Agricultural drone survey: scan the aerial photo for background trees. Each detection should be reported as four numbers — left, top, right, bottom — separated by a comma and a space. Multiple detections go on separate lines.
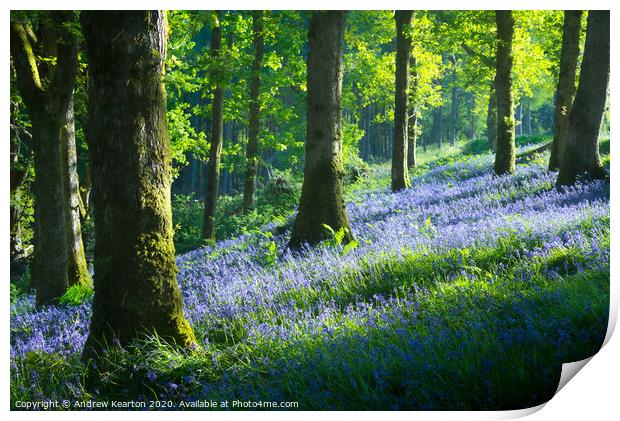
10, 11, 88, 305
81, 11, 195, 357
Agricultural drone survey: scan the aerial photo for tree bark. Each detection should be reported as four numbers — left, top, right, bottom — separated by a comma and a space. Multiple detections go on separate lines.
549, 11, 582, 171
10, 12, 79, 305
494, 11, 516, 175
81, 11, 196, 359
557, 11, 609, 186
391, 10, 413, 191
243, 11, 264, 211
288, 11, 353, 249
202, 12, 225, 241
61, 96, 91, 287
449, 87, 459, 146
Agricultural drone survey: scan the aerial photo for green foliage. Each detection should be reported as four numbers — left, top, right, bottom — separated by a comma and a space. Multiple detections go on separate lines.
58, 284, 93, 306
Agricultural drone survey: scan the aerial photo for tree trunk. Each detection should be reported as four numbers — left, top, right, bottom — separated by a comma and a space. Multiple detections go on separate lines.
449, 87, 459, 146
494, 11, 516, 175
61, 96, 91, 287
391, 10, 413, 191
515, 102, 522, 136
288, 11, 353, 249
525, 98, 532, 135
434, 105, 443, 148
81, 11, 196, 359
468, 92, 476, 139
202, 12, 225, 241
10, 13, 78, 305
486, 78, 497, 151
408, 111, 418, 168
557, 11, 609, 186
243, 11, 264, 211
549, 11, 582, 171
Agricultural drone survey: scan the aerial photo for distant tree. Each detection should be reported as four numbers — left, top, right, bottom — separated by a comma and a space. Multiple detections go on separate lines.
288, 11, 354, 249
203, 11, 225, 241
10, 12, 85, 305
81, 11, 195, 359
392, 10, 414, 191
243, 11, 265, 211
557, 11, 609, 186
493, 10, 515, 175
549, 11, 582, 171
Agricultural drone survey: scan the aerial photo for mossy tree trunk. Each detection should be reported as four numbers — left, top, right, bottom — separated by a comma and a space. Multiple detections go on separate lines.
549, 11, 582, 171
81, 11, 196, 359
493, 11, 515, 175
203, 12, 225, 241
391, 10, 414, 192
10, 12, 78, 305
557, 11, 609, 186
288, 11, 353, 249
61, 97, 91, 287
243, 11, 265, 212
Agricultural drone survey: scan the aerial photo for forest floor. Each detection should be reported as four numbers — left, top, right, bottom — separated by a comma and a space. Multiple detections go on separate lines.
10, 135, 610, 410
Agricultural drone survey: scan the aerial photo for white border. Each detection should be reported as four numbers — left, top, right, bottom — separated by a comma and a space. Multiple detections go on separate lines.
2, 1, 617, 420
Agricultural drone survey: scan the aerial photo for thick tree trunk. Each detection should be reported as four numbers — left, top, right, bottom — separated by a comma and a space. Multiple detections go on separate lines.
557, 11, 609, 186
288, 11, 353, 249
61, 97, 91, 287
10, 13, 78, 305
486, 79, 497, 151
391, 10, 413, 191
243, 11, 264, 211
81, 11, 196, 359
494, 11, 516, 175
202, 12, 225, 241
31, 117, 70, 304
449, 87, 459, 146
549, 11, 582, 171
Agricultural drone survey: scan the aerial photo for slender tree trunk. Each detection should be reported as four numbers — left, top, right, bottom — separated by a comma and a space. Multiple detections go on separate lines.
434, 105, 444, 148
10, 13, 78, 305
408, 110, 418, 168
61, 96, 91, 287
449, 87, 459, 146
468, 92, 476, 139
486, 78, 498, 151
515, 102, 522, 136
557, 11, 609, 186
494, 11, 516, 175
525, 98, 532, 135
202, 12, 225, 240
81, 11, 196, 359
243, 11, 264, 211
549, 11, 582, 171
288, 11, 353, 249
391, 10, 413, 191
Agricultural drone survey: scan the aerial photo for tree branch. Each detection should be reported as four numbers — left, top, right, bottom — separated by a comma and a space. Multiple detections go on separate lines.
10, 20, 44, 112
